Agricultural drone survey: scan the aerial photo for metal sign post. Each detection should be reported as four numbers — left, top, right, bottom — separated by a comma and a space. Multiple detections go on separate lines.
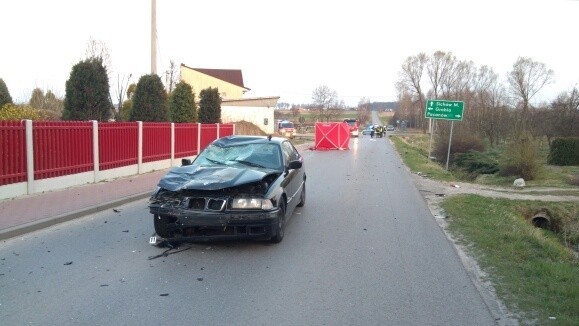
445, 121, 454, 170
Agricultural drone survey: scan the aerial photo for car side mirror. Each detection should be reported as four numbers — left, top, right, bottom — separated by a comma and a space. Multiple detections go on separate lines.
181, 158, 192, 166
287, 160, 302, 170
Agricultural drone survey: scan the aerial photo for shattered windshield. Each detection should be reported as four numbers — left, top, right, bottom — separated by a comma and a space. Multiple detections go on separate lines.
195, 143, 283, 170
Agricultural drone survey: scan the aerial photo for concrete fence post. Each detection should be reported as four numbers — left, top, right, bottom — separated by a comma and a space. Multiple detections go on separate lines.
197, 123, 201, 155
170, 123, 175, 167
138, 121, 143, 174
25, 120, 34, 195
92, 120, 100, 182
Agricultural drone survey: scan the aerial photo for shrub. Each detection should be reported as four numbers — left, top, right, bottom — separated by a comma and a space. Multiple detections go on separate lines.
499, 137, 542, 180
130, 74, 168, 122
433, 134, 485, 163
63, 58, 113, 121
169, 81, 197, 123
454, 151, 500, 177
548, 138, 579, 166
198, 87, 221, 123
0, 104, 40, 120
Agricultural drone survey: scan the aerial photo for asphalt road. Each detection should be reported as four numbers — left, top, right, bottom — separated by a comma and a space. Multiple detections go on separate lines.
0, 134, 501, 325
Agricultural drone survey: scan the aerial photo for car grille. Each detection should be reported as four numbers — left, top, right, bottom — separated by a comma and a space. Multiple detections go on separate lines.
187, 197, 227, 211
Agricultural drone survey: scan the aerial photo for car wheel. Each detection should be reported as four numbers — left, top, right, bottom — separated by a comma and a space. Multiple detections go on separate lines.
270, 200, 286, 243
297, 183, 306, 207
154, 214, 173, 239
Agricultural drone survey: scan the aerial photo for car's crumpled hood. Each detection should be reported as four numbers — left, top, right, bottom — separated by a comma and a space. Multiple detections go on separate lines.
158, 165, 280, 191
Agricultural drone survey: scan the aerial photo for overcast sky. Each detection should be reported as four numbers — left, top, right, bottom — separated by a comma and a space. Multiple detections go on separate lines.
1, 0, 577, 107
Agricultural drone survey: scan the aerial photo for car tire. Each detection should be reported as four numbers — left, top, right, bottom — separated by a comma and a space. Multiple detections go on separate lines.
154, 214, 173, 239
270, 200, 286, 243
297, 183, 306, 207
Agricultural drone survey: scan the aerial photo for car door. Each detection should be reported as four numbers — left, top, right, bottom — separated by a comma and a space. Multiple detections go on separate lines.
280, 140, 304, 211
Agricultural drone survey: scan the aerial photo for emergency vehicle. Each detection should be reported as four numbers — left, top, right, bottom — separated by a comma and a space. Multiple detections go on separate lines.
343, 118, 359, 137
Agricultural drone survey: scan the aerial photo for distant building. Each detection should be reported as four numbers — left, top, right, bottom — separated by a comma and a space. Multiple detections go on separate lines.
180, 64, 250, 99
180, 63, 278, 134
221, 97, 279, 134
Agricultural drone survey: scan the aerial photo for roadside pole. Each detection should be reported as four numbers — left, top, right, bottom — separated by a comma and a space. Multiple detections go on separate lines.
445, 121, 454, 170
428, 119, 434, 161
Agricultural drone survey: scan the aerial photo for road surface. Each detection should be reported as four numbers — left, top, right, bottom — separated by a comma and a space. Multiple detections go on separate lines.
0, 128, 503, 325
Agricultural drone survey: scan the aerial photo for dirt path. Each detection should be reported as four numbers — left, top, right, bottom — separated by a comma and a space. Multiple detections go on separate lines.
412, 173, 579, 215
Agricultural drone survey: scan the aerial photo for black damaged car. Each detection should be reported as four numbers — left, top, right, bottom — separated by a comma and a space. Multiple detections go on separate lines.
149, 135, 306, 243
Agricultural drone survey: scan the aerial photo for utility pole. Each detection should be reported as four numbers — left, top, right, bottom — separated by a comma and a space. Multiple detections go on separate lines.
151, 0, 157, 74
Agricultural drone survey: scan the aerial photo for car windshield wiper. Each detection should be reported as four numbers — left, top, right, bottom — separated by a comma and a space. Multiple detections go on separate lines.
231, 160, 267, 168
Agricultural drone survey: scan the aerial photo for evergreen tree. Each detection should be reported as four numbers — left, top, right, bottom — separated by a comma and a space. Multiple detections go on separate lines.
198, 87, 221, 123
129, 74, 169, 122
62, 58, 113, 121
0, 78, 13, 107
169, 81, 197, 122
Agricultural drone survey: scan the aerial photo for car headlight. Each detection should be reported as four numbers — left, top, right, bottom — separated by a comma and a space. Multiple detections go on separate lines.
231, 197, 273, 210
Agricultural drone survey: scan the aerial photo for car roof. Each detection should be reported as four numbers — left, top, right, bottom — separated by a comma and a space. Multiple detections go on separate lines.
211, 135, 285, 147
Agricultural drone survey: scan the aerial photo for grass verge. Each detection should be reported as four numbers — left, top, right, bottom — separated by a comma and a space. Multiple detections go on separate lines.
390, 134, 455, 181
391, 133, 579, 323
442, 195, 579, 325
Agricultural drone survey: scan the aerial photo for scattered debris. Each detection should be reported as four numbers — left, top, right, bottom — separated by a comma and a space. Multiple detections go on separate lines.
450, 184, 460, 188
113, 208, 121, 213
64, 261, 73, 265
148, 242, 192, 260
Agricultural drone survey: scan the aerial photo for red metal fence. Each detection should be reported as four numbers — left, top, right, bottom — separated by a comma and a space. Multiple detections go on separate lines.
99, 122, 138, 170
33, 121, 94, 180
0, 121, 26, 186
174, 123, 199, 158
0, 121, 234, 187
142, 122, 171, 163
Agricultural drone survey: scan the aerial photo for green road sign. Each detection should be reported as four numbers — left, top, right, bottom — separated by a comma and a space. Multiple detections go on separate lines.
425, 100, 464, 121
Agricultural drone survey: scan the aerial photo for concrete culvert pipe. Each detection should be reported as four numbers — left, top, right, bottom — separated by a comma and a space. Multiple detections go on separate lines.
531, 209, 552, 230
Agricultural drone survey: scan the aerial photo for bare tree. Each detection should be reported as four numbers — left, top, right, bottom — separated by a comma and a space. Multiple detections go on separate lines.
399, 53, 427, 131
357, 97, 371, 125
164, 60, 180, 93
427, 51, 450, 99
311, 85, 338, 122
549, 87, 579, 140
44, 90, 63, 116
473, 66, 508, 147
114, 74, 132, 121
85, 37, 112, 77
397, 53, 428, 132
29, 88, 45, 109
507, 57, 554, 133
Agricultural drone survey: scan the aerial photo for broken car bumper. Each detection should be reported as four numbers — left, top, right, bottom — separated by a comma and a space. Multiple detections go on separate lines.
149, 205, 280, 241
